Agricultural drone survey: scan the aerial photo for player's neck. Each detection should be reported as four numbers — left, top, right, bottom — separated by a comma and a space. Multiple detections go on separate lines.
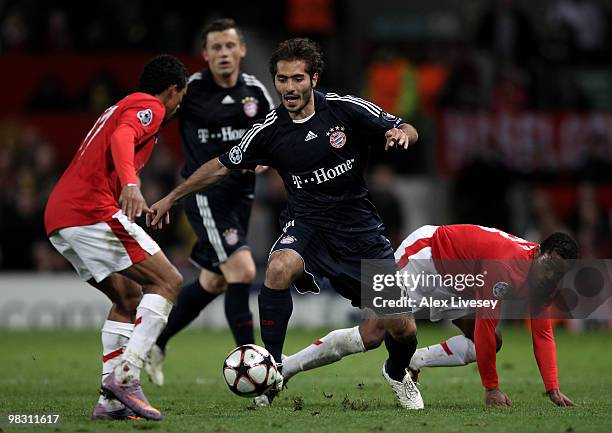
212, 70, 240, 89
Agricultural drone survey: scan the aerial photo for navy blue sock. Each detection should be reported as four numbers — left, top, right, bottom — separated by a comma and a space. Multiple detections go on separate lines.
384, 332, 418, 381
156, 279, 218, 352
258, 285, 292, 366
224, 283, 254, 346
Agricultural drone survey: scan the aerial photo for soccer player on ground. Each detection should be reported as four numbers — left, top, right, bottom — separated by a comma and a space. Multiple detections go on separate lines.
144, 18, 275, 387
276, 224, 577, 407
148, 38, 424, 409
44, 55, 188, 421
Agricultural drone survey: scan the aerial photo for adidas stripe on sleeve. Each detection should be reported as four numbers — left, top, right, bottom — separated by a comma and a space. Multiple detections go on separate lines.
325, 93, 404, 133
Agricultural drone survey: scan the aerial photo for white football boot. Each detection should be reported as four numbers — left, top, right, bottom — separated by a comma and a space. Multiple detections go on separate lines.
382, 361, 424, 410
253, 362, 285, 407
144, 344, 165, 387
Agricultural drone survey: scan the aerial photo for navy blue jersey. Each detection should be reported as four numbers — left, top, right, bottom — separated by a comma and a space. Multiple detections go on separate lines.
218, 91, 404, 234
179, 69, 274, 194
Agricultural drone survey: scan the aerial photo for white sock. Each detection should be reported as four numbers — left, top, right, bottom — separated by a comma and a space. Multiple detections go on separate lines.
409, 334, 476, 370
99, 320, 133, 408
282, 326, 366, 380
117, 294, 172, 383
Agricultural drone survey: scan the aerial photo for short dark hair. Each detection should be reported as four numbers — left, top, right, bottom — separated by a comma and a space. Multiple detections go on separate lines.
201, 18, 244, 48
269, 38, 325, 80
540, 232, 579, 260
138, 54, 187, 95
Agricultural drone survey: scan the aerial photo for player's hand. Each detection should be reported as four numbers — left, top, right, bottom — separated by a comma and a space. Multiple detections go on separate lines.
146, 196, 173, 229
384, 128, 411, 151
547, 389, 575, 407
119, 184, 150, 222
484, 388, 513, 407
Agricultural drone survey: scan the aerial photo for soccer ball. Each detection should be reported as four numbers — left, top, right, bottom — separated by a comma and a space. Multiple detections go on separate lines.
222, 344, 278, 397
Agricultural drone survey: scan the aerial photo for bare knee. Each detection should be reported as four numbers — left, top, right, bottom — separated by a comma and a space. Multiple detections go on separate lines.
234, 263, 256, 283
360, 324, 385, 350
265, 252, 302, 288
159, 266, 183, 300
200, 271, 227, 295
223, 261, 256, 284
119, 287, 142, 314
385, 317, 417, 342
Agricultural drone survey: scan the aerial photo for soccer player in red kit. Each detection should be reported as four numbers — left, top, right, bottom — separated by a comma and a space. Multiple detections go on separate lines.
44, 55, 187, 421
268, 225, 577, 408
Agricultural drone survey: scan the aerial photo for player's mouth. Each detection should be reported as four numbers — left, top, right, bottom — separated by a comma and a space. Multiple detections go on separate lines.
218, 60, 232, 69
284, 94, 300, 105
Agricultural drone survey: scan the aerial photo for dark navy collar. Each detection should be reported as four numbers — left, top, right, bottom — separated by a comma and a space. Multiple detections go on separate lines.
200, 68, 245, 89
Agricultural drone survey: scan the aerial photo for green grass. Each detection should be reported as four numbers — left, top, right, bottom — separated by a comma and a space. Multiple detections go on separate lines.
1, 325, 611, 433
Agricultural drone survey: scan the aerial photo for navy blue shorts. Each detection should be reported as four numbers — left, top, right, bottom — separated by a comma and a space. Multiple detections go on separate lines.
184, 192, 253, 274
269, 219, 395, 307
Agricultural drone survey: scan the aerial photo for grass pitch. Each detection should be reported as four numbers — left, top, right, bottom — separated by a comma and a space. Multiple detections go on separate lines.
1, 324, 611, 433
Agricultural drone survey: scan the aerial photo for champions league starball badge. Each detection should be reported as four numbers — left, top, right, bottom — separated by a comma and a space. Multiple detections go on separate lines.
492, 281, 509, 299
228, 146, 243, 164
242, 96, 259, 118
327, 126, 347, 149
137, 109, 153, 126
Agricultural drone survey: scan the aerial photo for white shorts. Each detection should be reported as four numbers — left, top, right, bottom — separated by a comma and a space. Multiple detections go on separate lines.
49, 210, 160, 283
395, 225, 474, 321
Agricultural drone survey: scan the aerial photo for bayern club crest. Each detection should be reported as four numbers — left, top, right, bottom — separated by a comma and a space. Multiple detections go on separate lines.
327, 125, 347, 149
242, 96, 259, 118
223, 228, 239, 246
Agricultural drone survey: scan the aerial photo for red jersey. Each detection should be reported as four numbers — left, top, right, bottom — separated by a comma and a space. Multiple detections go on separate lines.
403, 225, 559, 391
45, 93, 165, 235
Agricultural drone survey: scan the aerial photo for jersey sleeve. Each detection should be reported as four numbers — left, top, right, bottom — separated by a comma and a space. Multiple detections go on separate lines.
473, 262, 514, 390
218, 111, 276, 169
110, 125, 139, 186
326, 93, 404, 135
117, 99, 165, 142
530, 310, 560, 392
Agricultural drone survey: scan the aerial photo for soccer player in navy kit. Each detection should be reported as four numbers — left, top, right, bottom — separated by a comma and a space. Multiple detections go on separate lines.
149, 38, 423, 409
144, 19, 274, 386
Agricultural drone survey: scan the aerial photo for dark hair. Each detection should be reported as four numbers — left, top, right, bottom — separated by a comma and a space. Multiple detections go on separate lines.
540, 232, 579, 260
138, 54, 187, 95
201, 18, 243, 47
269, 38, 324, 79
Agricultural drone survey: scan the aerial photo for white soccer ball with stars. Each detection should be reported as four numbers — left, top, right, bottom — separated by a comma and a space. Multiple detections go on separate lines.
223, 344, 278, 397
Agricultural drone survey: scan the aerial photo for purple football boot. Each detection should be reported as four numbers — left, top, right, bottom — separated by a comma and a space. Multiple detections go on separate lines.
102, 371, 162, 421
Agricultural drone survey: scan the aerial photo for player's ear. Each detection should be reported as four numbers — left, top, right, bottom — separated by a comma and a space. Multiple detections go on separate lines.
240, 42, 247, 59
311, 72, 319, 88
202, 48, 209, 63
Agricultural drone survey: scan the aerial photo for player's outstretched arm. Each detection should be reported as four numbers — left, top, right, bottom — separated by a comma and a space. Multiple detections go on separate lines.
530, 317, 575, 407
110, 124, 150, 222
147, 158, 230, 227
384, 123, 418, 151
474, 318, 513, 407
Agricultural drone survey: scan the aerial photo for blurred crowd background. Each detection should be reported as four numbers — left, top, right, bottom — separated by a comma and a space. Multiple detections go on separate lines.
1, 0, 611, 328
